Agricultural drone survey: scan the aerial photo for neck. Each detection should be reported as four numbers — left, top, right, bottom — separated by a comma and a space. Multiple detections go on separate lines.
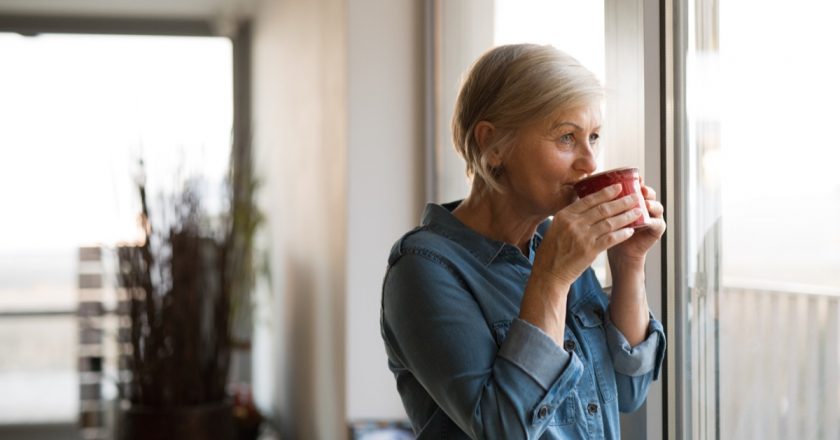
452, 181, 546, 254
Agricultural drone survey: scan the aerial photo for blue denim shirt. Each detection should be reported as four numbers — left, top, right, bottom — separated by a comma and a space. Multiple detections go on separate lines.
380, 202, 666, 439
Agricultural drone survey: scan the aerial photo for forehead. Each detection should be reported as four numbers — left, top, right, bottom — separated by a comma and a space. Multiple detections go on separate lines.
545, 104, 602, 131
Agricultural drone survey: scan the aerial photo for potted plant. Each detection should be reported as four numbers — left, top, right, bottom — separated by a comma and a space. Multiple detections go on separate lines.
115, 140, 261, 440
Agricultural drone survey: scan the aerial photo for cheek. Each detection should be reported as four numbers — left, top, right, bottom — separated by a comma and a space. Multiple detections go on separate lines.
555, 185, 577, 208
524, 171, 576, 208
539, 158, 575, 189
504, 146, 574, 199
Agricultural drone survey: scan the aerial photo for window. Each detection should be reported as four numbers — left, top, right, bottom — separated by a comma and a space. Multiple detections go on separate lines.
674, 0, 840, 438
0, 33, 232, 428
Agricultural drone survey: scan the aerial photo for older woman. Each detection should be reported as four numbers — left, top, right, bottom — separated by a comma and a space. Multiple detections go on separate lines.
380, 44, 666, 439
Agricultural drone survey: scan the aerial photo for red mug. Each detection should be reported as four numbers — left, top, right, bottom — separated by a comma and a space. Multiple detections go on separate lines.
573, 167, 650, 229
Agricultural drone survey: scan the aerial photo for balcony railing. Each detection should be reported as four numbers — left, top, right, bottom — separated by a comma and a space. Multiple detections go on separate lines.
720, 281, 840, 440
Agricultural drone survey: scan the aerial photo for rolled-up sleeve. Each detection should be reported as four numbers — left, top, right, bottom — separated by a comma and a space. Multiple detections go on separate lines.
499, 319, 575, 389
604, 310, 666, 412
499, 319, 585, 426
382, 252, 583, 439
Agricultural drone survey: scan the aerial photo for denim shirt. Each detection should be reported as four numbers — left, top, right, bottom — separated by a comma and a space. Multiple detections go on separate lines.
380, 202, 666, 440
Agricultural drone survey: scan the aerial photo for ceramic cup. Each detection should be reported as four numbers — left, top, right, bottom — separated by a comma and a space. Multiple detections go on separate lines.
572, 167, 650, 229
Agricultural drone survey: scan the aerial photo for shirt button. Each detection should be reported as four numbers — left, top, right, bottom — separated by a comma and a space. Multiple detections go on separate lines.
563, 340, 576, 352
587, 403, 599, 414
538, 406, 549, 419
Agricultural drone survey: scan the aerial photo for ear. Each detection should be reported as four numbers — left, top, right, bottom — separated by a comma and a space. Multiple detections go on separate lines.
474, 121, 503, 168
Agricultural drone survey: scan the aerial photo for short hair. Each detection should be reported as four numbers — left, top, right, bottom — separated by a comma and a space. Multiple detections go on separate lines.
451, 44, 603, 192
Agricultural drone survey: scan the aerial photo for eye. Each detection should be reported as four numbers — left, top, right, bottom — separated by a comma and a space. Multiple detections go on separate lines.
589, 133, 600, 144
558, 133, 574, 144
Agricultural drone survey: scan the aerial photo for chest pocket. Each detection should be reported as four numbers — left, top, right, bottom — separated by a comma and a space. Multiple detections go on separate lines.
572, 305, 616, 403
491, 320, 511, 347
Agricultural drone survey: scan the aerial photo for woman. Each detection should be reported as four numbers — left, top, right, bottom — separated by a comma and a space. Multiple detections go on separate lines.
380, 44, 666, 439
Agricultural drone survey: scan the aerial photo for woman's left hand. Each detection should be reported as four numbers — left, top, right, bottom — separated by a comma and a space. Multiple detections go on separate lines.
607, 184, 666, 266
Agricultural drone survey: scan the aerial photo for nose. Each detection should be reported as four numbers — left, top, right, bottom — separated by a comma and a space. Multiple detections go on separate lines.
573, 141, 597, 174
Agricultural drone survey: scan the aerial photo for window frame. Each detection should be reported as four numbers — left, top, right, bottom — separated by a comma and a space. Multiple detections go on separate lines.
663, 0, 697, 438
605, 0, 668, 438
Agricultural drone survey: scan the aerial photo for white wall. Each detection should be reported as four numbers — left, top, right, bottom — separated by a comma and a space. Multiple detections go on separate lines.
345, 0, 424, 422
250, 0, 347, 438
250, 0, 425, 435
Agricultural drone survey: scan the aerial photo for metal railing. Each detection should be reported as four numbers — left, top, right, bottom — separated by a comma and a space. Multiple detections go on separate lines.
719, 282, 840, 440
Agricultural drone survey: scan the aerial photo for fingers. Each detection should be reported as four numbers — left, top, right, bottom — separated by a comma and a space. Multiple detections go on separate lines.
591, 207, 644, 235
641, 216, 667, 240
568, 183, 623, 213
593, 199, 664, 238
557, 182, 662, 257
595, 227, 635, 249
646, 199, 664, 217
583, 193, 638, 223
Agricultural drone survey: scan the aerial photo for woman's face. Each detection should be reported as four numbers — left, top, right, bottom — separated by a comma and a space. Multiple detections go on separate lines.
497, 103, 601, 216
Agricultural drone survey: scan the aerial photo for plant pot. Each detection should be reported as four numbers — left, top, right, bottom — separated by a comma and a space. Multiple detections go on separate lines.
118, 401, 235, 440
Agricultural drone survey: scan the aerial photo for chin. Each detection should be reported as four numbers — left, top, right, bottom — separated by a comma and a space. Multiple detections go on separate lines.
544, 194, 574, 216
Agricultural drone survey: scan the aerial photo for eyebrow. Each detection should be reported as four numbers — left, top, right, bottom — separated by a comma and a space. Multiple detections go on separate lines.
549, 121, 601, 132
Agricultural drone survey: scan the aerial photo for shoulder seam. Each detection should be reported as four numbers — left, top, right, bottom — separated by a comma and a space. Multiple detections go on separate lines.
387, 247, 471, 295
400, 247, 462, 280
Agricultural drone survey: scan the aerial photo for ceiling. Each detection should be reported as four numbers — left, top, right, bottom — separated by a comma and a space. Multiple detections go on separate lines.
0, 0, 256, 19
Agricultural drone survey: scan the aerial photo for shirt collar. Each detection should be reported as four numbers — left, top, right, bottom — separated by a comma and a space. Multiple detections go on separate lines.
421, 201, 548, 266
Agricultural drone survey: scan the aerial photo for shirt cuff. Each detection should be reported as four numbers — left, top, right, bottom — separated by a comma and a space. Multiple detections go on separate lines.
604, 311, 666, 379
497, 318, 572, 390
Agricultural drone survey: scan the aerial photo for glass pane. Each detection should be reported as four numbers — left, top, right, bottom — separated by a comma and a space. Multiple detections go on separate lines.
682, 0, 721, 438
683, 0, 840, 438
0, 33, 232, 426
716, 1, 840, 439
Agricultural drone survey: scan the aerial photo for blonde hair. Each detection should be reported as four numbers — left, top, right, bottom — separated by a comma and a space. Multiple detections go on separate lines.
452, 44, 603, 192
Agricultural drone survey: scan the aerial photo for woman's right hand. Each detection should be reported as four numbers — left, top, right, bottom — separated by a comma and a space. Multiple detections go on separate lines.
520, 183, 641, 346
532, 183, 641, 287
